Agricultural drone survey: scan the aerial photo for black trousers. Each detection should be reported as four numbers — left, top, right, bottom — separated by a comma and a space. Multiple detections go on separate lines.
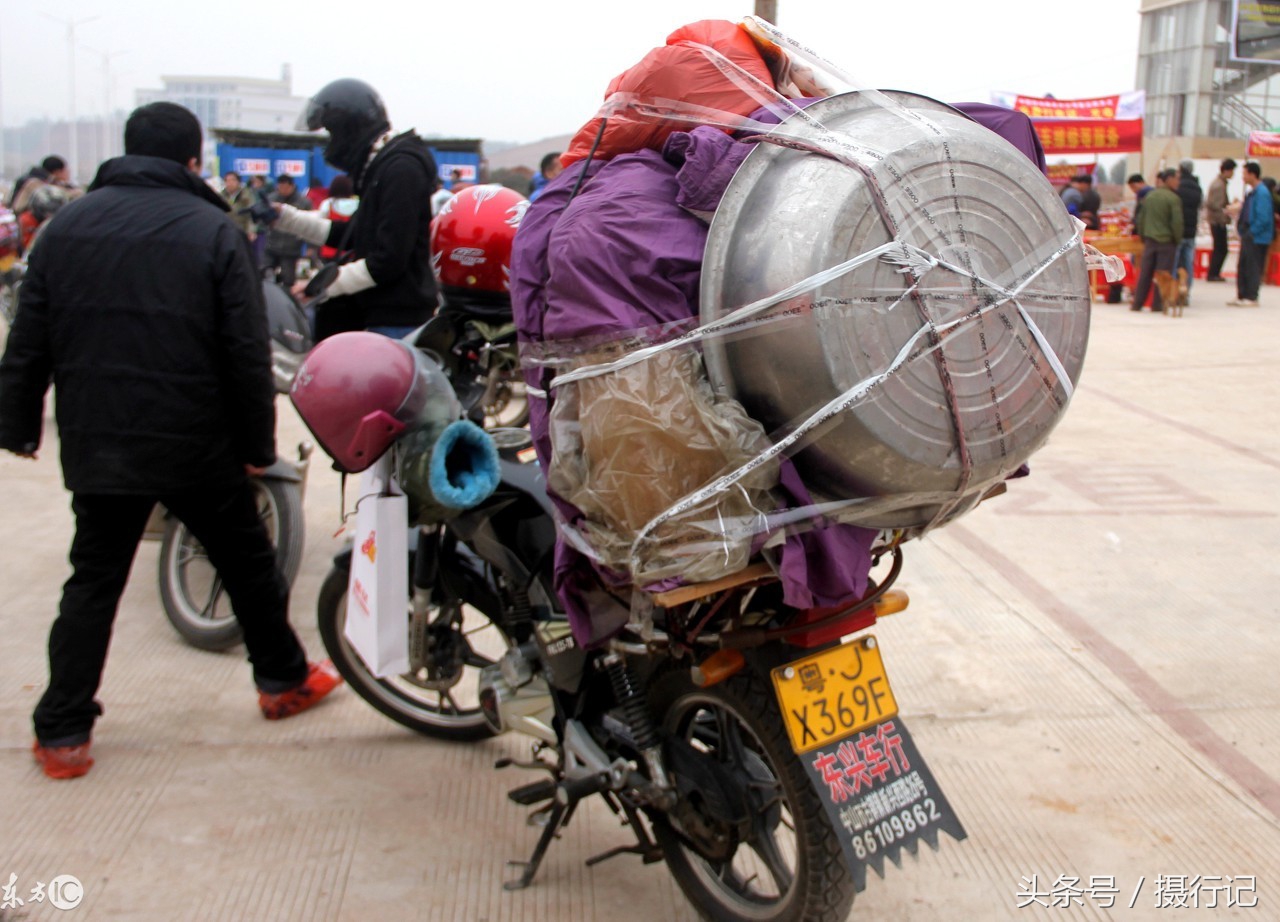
33, 482, 308, 745
1133, 239, 1177, 311
1208, 224, 1229, 279
1236, 239, 1269, 301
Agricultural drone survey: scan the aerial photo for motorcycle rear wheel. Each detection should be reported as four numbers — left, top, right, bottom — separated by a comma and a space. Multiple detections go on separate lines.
649, 668, 855, 922
158, 478, 304, 651
316, 566, 506, 740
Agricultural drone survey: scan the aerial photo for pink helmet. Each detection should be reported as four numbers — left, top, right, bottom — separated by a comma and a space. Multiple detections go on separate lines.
290, 332, 458, 473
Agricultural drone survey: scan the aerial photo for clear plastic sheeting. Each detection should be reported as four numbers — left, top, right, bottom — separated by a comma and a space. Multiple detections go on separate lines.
523, 16, 1093, 590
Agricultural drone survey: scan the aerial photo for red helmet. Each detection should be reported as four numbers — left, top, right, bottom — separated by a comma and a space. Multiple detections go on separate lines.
430, 184, 528, 296
290, 332, 458, 473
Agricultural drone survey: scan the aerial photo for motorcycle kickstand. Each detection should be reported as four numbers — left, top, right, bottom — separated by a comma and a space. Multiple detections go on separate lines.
504, 796, 580, 891
584, 792, 663, 868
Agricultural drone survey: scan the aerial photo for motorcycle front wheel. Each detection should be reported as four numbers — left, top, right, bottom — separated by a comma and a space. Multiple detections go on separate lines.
157, 477, 305, 651
316, 566, 508, 740
648, 668, 855, 922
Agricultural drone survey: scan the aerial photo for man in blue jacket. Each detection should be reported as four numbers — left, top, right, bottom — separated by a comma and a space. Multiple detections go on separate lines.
0, 102, 340, 779
1229, 161, 1274, 307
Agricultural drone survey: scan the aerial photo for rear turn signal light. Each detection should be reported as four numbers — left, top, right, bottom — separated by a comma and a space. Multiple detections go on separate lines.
873, 589, 909, 617
692, 649, 746, 687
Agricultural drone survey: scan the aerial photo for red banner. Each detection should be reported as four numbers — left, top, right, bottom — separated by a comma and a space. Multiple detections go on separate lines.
1016, 95, 1122, 119
1034, 119, 1144, 154
1247, 130, 1280, 157
993, 90, 1146, 121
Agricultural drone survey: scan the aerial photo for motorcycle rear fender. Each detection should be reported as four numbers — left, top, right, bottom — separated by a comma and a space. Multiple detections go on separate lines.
259, 458, 305, 484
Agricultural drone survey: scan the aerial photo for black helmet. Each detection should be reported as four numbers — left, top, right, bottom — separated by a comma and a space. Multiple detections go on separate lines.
297, 78, 390, 175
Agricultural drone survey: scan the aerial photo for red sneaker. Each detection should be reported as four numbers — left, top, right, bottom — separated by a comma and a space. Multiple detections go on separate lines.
33, 740, 94, 779
258, 660, 343, 720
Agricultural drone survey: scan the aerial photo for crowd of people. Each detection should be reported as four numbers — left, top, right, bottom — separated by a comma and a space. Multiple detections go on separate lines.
1082, 156, 1280, 312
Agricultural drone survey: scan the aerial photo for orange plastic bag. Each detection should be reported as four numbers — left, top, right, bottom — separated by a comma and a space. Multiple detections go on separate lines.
561, 20, 778, 167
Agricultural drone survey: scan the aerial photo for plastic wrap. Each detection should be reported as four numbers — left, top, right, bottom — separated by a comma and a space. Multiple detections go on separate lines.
519, 16, 1103, 593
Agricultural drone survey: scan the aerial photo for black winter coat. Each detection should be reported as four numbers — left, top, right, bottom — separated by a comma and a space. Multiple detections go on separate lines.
313, 132, 438, 338
0, 155, 276, 493
1177, 174, 1203, 241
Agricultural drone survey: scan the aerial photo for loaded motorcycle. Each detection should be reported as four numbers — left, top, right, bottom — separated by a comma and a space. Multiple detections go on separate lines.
148, 277, 316, 650
292, 331, 967, 921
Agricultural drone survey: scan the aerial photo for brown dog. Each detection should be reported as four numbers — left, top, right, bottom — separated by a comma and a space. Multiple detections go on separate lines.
1153, 269, 1183, 317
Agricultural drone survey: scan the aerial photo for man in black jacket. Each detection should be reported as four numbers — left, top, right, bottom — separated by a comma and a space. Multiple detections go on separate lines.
1175, 159, 1204, 305
0, 102, 340, 780
273, 78, 438, 340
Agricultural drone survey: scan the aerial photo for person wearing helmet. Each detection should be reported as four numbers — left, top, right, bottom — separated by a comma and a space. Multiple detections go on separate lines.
20, 184, 69, 254
0, 102, 342, 780
418, 183, 528, 419
10, 156, 81, 255
271, 78, 439, 340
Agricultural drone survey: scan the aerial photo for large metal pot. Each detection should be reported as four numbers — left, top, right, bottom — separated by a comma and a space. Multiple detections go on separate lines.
700, 90, 1091, 528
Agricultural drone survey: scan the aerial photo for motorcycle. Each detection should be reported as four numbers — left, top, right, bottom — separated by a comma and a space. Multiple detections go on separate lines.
415, 298, 527, 429
147, 278, 315, 651
299, 335, 966, 921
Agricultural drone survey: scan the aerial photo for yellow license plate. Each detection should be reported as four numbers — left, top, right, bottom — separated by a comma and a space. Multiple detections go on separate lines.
772, 637, 898, 754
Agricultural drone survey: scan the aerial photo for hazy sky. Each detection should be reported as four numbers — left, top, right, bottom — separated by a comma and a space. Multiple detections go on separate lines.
7, 1, 1143, 146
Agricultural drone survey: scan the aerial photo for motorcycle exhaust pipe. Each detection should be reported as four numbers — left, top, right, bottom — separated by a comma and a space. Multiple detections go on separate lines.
478, 660, 556, 744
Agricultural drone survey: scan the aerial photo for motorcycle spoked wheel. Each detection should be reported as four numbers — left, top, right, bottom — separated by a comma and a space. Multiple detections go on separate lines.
316, 566, 509, 740
648, 668, 855, 922
157, 478, 305, 651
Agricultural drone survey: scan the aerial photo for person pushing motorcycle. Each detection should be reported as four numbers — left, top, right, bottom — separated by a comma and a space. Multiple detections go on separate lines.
268, 78, 439, 340
0, 102, 341, 780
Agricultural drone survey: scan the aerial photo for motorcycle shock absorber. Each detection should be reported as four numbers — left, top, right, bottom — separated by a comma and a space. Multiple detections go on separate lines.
600, 653, 675, 807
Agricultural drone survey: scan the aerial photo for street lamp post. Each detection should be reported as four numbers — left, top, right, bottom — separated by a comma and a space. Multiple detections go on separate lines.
41, 12, 100, 183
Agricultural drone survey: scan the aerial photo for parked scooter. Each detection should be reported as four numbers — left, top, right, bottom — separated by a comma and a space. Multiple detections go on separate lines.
292, 332, 967, 921
149, 277, 316, 650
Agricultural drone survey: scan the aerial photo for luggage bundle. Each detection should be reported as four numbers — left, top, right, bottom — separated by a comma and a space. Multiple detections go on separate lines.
512, 17, 1099, 634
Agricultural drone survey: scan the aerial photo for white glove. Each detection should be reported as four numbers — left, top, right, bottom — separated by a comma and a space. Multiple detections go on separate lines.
274, 204, 331, 246
327, 259, 377, 297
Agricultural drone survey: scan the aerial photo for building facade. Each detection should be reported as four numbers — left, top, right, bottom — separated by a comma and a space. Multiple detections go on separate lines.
1139, 0, 1280, 166
135, 65, 309, 167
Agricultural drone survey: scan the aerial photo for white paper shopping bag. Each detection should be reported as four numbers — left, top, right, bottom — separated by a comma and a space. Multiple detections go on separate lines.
345, 465, 410, 677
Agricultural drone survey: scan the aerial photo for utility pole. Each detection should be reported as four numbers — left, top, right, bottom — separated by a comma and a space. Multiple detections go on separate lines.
86, 47, 127, 169
754, 0, 778, 24
41, 12, 100, 182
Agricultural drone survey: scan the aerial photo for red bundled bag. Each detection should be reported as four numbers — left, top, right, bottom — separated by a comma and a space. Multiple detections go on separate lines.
561, 20, 780, 167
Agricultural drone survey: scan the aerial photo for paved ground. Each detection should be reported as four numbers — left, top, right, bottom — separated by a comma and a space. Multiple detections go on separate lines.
2, 275, 1279, 921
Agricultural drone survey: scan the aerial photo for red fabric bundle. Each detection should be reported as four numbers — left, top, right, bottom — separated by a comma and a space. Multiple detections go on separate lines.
561, 20, 777, 167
